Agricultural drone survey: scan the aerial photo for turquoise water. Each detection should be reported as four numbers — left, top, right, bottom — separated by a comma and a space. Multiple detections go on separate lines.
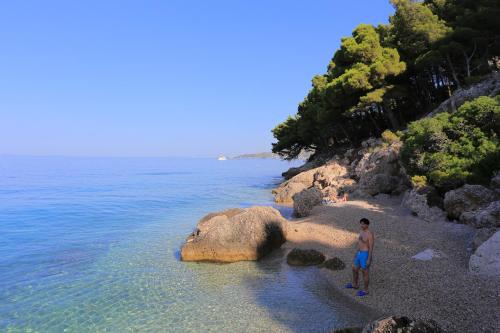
0, 156, 369, 332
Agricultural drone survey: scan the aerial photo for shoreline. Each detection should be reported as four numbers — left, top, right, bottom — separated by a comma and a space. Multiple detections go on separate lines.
280, 196, 500, 333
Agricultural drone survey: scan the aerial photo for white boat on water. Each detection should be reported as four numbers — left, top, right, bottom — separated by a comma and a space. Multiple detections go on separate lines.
217, 155, 227, 161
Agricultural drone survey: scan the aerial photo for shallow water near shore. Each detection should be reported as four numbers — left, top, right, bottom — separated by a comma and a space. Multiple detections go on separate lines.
0, 156, 373, 332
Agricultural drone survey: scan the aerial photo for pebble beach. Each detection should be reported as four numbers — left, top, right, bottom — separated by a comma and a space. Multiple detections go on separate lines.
283, 197, 500, 333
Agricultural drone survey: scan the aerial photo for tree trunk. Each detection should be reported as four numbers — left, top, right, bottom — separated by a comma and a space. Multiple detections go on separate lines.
446, 53, 461, 88
382, 101, 399, 130
367, 107, 382, 135
338, 125, 352, 144
463, 42, 477, 78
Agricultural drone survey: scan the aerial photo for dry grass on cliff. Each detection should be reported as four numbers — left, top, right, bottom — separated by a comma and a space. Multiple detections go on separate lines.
283, 198, 500, 333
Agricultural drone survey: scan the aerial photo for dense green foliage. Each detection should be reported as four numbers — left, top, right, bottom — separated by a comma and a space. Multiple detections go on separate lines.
272, 0, 500, 160
401, 96, 500, 192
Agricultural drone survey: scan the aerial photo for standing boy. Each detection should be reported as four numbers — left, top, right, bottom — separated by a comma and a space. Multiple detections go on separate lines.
346, 218, 374, 296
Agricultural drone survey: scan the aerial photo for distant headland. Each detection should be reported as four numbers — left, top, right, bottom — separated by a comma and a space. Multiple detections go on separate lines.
229, 150, 313, 161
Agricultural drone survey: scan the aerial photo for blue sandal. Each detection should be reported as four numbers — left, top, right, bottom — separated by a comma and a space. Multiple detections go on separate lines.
356, 290, 369, 296
345, 283, 358, 289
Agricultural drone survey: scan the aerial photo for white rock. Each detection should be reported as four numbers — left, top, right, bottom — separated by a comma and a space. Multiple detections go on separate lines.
469, 231, 500, 277
412, 249, 441, 261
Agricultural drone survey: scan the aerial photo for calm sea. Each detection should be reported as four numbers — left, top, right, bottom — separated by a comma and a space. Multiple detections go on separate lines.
0, 156, 369, 332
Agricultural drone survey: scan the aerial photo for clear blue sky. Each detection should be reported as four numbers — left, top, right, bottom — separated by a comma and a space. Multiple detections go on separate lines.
0, 0, 394, 157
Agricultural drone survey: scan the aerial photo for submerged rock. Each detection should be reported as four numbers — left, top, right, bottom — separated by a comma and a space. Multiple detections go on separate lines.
443, 184, 498, 220
332, 328, 362, 333
180, 206, 288, 262
362, 316, 443, 333
321, 257, 346, 270
287, 248, 325, 266
293, 187, 323, 217
469, 230, 500, 277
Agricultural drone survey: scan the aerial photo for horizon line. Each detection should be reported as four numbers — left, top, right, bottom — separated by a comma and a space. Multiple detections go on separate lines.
0, 152, 276, 159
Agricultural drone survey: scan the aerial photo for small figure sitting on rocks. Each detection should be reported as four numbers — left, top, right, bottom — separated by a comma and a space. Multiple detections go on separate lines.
322, 191, 348, 205
322, 191, 338, 205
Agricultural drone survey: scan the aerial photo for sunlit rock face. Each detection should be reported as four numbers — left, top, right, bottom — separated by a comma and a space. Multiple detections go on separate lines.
273, 162, 350, 204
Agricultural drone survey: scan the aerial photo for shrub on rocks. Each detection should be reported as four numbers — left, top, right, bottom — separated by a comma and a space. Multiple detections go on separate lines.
410, 175, 428, 189
401, 96, 500, 193
381, 130, 400, 145
293, 187, 323, 217
287, 248, 325, 266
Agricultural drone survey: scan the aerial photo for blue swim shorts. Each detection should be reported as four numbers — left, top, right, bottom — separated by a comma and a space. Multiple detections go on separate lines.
354, 251, 369, 269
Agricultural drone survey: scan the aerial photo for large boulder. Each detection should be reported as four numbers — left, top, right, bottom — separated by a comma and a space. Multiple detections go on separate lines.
273, 181, 309, 204
360, 173, 401, 196
354, 143, 409, 196
180, 206, 288, 262
472, 227, 498, 251
402, 187, 446, 223
287, 248, 325, 266
460, 201, 500, 228
443, 185, 498, 220
362, 316, 443, 333
293, 187, 323, 217
273, 162, 349, 204
469, 230, 500, 277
